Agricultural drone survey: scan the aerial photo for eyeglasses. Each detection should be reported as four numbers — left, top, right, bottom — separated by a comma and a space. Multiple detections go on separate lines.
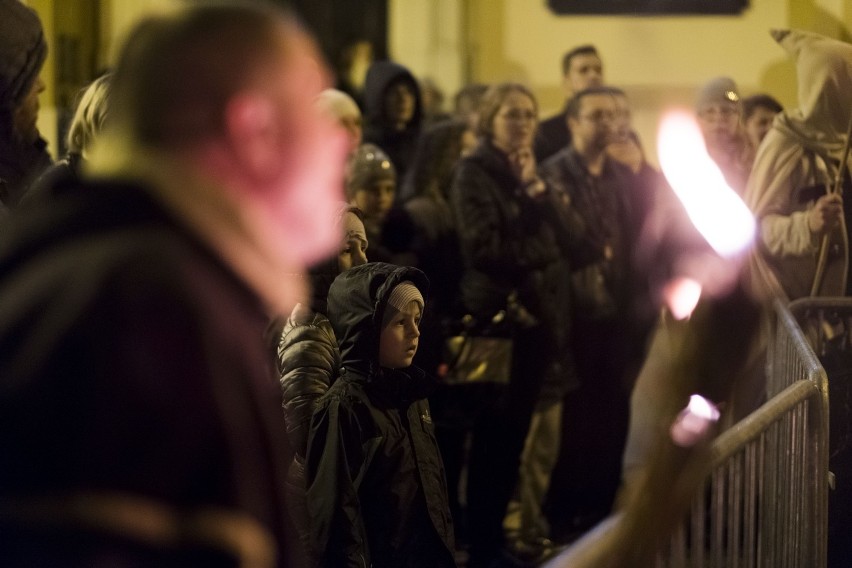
498, 110, 537, 122
698, 106, 739, 121
579, 110, 616, 123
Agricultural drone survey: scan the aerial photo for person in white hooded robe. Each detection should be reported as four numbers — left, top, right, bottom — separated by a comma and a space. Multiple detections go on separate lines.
743, 30, 852, 568
745, 29, 852, 301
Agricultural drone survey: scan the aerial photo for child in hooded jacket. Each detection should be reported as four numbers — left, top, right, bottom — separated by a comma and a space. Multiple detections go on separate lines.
305, 262, 456, 567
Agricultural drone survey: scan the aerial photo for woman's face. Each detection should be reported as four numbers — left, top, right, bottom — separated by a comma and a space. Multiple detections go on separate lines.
337, 212, 368, 272
490, 91, 537, 154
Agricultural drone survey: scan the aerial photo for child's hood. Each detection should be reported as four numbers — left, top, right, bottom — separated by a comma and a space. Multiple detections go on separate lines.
326, 262, 429, 374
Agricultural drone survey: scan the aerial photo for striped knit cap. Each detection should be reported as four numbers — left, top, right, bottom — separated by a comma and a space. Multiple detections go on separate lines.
382, 281, 424, 328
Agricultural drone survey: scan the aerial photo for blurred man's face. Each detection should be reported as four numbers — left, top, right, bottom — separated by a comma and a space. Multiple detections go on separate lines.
569, 93, 617, 154
12, 76, 44, 144
744, 106, 777, 149
564, 53, 603, 96
265, 25, 348, 266
338, 111, 362, 153
697, 101, 740, 152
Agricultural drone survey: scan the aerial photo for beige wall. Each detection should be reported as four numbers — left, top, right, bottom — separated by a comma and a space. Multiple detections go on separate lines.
28, 0, 175, 156
29, 0, 57, 158
390, 0, 852, 165
29, 0, 852, 163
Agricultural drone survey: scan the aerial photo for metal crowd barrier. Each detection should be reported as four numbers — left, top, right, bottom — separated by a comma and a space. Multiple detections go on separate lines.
547, 299, 829, 568
654, 298, 829, 568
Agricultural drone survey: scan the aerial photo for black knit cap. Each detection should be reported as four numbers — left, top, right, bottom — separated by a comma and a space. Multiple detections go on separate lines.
0, 0, 47, 111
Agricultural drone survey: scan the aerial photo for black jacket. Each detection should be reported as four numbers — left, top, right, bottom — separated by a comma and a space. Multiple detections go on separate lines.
0, 180, 297, 566
0, 135, 51, 221
306, 262, 456, 568
450, 139, 598, 334
533, 106, 572, 163
362, 61, 423, 183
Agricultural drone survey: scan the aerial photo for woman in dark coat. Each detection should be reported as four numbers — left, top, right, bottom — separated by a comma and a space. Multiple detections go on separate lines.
449, 82, 597, 567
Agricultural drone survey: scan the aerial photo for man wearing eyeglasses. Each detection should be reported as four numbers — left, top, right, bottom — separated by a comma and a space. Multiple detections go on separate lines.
539, 86, 656, 539
695, 76, 754, 195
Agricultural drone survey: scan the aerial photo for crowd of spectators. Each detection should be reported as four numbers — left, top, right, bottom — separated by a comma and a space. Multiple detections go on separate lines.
2, 1, 851, 566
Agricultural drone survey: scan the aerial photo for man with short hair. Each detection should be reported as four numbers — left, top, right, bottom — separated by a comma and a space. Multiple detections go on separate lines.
539, 87, 654, 538
742, 93, 783, 150
0, 3, 347, 565
534, 44, 604, 162
0, 0, 51, 220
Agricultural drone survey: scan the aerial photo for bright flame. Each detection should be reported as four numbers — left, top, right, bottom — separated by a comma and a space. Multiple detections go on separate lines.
657, 110, 755, 257
670, 394, 721, 447
664, 277, 702, 320
687, 394, 721, 421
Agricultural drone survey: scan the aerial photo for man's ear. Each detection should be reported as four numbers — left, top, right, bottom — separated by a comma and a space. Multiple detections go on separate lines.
223, 94, 281, 182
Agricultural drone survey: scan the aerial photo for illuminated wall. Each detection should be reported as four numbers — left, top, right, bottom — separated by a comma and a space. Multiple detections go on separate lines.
29, 0, 852, 163
390, 0, 852, 164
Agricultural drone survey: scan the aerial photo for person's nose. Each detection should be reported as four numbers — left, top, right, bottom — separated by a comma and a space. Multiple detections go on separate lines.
353, 246, 367, 266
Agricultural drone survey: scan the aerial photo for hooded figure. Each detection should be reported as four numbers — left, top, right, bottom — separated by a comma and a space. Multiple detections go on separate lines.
362, 61, 423, 185
305, 262, 457, 567
745, 29, 852, 300
0, 0, 51, 216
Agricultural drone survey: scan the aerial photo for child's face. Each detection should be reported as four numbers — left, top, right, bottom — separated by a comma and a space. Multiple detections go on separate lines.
353, 179, 395, 220
338, 212, 368, 272
379, 300, 422, 369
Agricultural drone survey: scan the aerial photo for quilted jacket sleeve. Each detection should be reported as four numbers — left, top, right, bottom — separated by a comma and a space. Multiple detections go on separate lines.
276, 306, 341, 457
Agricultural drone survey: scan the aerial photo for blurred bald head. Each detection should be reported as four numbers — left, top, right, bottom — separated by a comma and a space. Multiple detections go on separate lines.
108, 1, 327, 150
95, 1, 349, 270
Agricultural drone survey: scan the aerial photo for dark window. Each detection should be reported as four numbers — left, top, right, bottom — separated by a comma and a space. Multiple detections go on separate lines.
547, 0, 749, 16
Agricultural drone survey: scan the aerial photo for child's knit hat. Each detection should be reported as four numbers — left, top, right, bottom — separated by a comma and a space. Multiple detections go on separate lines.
381, 280, 424, 328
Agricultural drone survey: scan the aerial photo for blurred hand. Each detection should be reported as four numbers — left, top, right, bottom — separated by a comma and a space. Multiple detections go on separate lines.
808, 193, 843, 235
507, 146, 537, 184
